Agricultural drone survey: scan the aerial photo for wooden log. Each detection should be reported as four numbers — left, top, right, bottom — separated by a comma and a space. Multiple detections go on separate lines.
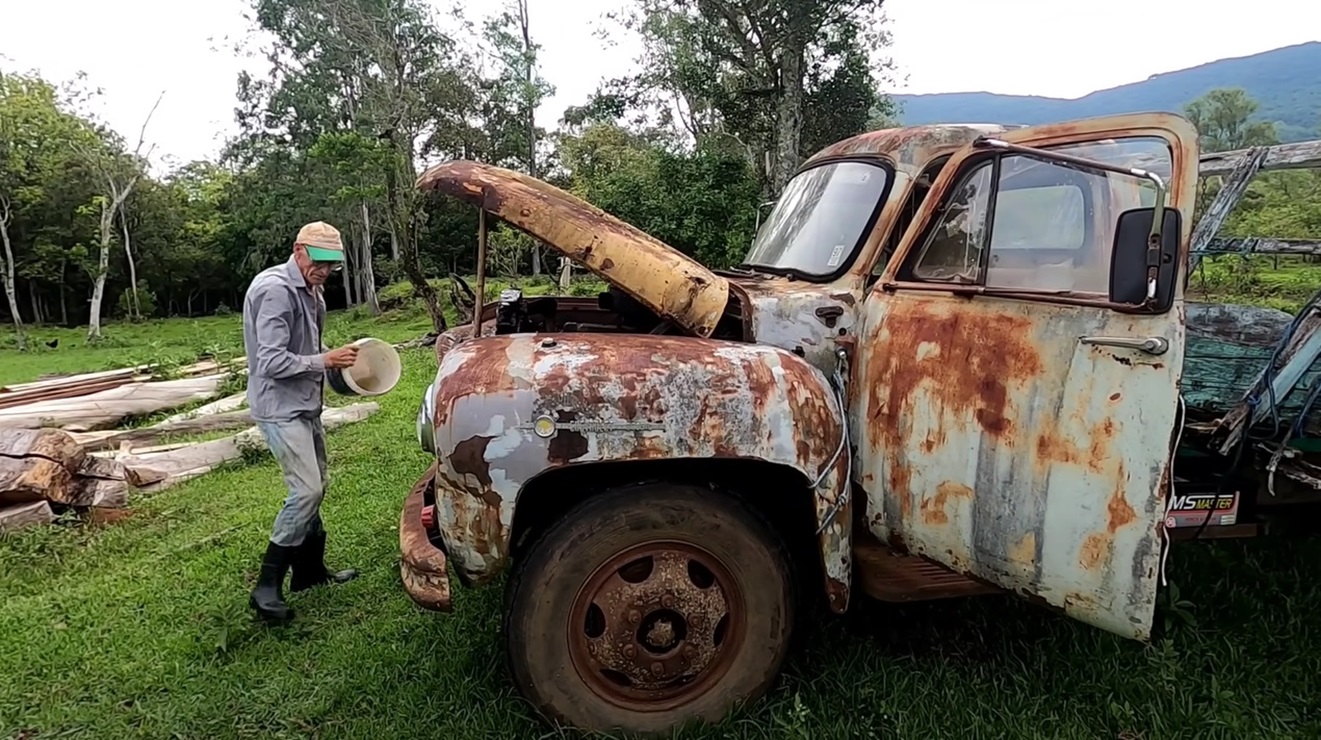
0, 428, 87, 470
0, 374, 228, 431
1199, 139, 1321, 178
0, 456, 77, 506
69, 409, 256, 451
73, 456, 133, 508
0, 500, 54, 532
161, 392, 246, 424
125, 402, 380, 492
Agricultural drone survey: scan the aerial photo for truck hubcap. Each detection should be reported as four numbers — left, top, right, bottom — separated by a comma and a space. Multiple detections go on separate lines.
568, 540, 744, 710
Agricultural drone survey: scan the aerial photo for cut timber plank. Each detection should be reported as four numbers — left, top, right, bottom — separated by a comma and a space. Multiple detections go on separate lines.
0, 376, 145, 410
0, 374, 228, 431
0, 500, 54, 533
69, 409, 256, 452
0, 366, 145, 394
125, 402, 380, 492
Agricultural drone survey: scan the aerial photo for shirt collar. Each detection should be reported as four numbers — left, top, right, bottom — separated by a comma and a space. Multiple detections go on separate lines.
284, 255, 308, 290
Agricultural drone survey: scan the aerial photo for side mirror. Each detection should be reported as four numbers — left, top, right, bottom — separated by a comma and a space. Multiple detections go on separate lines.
1108, 206, 1181, 313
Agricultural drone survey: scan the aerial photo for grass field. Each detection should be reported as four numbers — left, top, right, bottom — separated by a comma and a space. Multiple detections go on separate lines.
4, 291, 1321, 739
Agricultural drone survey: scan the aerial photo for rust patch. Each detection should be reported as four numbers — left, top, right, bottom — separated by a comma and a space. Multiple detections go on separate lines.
920, 481, 973, 526
1010, 531, 1037, 563
1106, 483, 1137, 533
866, 298, 1044, 526
399, 464, 453, 612
889, 464, 913, 520
1079, 533, 1107, 570
547, 410, 589, 463
1034, 417, 1120, 475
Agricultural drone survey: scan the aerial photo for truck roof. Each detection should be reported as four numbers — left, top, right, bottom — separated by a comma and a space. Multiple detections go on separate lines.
803, 123, 1026, 174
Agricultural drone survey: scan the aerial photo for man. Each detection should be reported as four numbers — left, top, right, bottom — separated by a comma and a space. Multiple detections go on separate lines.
242, 221, 362, 622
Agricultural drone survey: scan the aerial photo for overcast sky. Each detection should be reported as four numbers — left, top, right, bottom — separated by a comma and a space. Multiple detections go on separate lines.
2, 0, 1317, 171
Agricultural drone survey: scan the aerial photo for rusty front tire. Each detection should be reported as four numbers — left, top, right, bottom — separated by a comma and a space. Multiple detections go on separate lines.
504, 483, 795, 736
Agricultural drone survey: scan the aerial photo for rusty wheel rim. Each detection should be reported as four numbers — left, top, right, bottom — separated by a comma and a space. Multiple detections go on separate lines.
566, 539, 746, 712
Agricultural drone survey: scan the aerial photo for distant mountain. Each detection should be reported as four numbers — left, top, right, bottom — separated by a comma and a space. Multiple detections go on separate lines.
891, 42, 1321, 143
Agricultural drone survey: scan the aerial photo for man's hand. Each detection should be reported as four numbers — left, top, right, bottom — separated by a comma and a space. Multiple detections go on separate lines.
322, 344, 360, 369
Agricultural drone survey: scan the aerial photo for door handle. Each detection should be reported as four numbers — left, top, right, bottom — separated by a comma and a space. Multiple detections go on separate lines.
1080, 335, 1169, 355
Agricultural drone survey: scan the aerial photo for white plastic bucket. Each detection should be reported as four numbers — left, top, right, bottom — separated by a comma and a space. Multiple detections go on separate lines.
327, 337, 402, 397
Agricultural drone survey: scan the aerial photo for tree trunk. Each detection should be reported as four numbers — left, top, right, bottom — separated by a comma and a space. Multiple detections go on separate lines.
389, 226, 400, 261
119, 208, 140, 320
341, 240, 355, 308
771, 35, 806, 196
59, 284, 67, 326
28, 284, 41, 325
384, 132, 444, 332
0, 201, 25, 351
521, 0, 543, 277
359, 201, 380, 313
87, 200, 114, 340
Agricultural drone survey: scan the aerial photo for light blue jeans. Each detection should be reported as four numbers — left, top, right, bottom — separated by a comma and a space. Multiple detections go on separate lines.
256, 414, 328, 547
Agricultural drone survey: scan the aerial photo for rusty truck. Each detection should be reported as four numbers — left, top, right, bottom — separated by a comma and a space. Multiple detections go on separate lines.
398, 111, 1321, 735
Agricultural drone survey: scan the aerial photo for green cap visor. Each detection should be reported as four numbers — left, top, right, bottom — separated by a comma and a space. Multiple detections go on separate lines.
303, 245, 345, 262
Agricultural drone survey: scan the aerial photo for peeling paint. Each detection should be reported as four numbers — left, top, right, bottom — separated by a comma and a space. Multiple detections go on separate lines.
426, 333, 849, 595
853, 113, 1200, 640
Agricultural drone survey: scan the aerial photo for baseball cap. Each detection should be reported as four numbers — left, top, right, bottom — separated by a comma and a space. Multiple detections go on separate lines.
295, 221, 345, 262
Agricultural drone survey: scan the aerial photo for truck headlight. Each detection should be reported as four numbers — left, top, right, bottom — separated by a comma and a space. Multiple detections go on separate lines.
417, 380, 437, 454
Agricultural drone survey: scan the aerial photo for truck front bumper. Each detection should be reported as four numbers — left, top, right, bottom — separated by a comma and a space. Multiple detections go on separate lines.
399, 464, 452, 612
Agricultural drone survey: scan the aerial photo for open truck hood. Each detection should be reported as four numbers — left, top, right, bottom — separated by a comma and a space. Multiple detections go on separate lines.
416, 161, 731, 338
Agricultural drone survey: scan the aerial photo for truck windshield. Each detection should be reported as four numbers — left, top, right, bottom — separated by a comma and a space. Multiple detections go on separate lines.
742, 161, 890, 277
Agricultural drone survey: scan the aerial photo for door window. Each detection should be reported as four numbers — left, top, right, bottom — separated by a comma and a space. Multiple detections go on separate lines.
908, 137, 1172, 296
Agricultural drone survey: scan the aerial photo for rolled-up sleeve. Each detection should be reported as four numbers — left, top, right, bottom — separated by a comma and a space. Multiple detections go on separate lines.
252, 287, 325, 379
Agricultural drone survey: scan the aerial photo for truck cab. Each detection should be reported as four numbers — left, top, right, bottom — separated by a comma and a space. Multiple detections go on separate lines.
399, 112, 1204, 735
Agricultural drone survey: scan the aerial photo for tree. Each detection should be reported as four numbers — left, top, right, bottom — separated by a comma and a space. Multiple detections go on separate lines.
238, 0, 482, 331
601, 0, 894, 195
481, 0, 556, 275
0, 71, 102, 344
70, 91, 163, 336
1185, 88, 1279, 154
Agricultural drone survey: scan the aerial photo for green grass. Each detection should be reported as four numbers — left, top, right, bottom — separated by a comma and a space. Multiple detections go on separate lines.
1188, 254, 1321, 313
4, 310, 1321, 739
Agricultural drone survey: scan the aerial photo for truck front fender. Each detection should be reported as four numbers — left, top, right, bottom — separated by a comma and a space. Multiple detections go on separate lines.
428, 333, 854, 612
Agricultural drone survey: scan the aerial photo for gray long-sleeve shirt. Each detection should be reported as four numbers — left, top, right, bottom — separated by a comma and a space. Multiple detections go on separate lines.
242, 256, 327, 422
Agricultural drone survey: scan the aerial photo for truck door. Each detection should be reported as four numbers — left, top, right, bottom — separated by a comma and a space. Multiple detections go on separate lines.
854, 113, 1199, 639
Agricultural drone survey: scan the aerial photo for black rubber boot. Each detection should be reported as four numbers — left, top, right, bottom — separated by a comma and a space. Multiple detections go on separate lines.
289, 530, 359, 592
249, 540, 296, 622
